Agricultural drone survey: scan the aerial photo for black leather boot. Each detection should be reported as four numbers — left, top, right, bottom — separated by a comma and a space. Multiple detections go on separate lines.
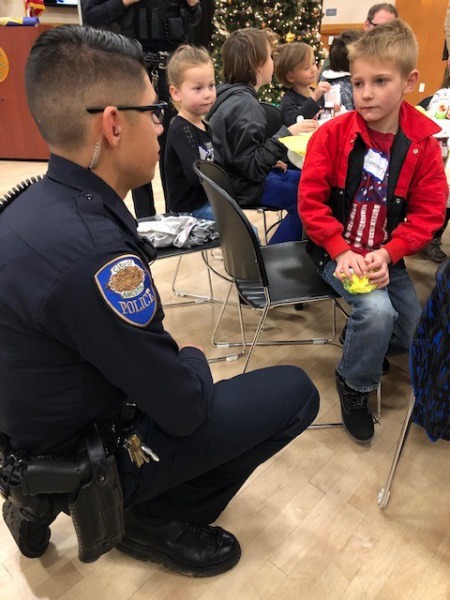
2, 500, 54, 558
116, 512, 241, 577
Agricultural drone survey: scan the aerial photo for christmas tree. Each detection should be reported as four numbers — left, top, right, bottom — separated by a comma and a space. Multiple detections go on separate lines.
212, 0, 326, 104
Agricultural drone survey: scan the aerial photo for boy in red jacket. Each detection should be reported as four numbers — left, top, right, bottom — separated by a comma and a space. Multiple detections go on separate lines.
299, 19, 447, 444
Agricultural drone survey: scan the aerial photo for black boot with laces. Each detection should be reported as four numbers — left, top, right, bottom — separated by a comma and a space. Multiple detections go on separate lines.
335, 371, 374, 443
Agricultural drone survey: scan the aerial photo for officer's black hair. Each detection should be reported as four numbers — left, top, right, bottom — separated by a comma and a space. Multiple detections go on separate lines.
25, 25, 147, 149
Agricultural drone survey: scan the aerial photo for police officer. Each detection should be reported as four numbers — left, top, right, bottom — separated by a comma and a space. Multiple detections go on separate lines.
0, 26, 319, 576
82, 0, 202, 218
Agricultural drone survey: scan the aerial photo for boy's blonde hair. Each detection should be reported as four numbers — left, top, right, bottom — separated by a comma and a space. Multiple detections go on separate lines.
222, 27, 278, 86
274, 42, 314, 88
348, 19, 418, 79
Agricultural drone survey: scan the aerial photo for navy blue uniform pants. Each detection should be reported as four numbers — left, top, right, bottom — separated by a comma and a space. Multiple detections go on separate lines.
118, 366, 319, 524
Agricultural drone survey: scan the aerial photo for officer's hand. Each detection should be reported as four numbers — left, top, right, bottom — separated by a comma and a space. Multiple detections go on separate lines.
122, 0, 140, 6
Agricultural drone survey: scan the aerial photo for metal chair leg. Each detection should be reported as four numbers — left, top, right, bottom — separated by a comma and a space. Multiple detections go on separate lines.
243, 293, 271, 373
167, 252, 216, 305
377, 391, 415, 509
309, 422, 343, 429
375, 382, 382, 422
208, 282, 246, 363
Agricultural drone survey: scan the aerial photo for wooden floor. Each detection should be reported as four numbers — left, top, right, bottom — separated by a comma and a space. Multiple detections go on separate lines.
1, 160, 449, 600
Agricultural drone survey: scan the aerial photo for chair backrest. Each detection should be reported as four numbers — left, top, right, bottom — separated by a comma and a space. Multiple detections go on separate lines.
260, 101, 283, 138
194, 160, 238, 200
194, 160, 269, 286
417, 95, 433, 110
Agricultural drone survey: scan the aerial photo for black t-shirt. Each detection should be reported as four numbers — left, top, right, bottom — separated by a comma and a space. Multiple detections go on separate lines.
165, 115, 214, 213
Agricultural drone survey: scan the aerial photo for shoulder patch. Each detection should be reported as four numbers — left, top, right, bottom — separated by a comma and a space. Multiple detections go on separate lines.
94, 254, 157, 327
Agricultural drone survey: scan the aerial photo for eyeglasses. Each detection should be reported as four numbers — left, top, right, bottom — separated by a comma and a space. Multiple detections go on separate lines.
85, 102, 168, 125
367, 19, 381, 27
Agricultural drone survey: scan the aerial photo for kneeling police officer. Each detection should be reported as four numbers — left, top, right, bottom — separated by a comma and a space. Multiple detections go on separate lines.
0, 25, 319, 577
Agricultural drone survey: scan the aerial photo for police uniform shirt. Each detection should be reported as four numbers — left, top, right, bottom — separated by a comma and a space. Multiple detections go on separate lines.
0, 155, 213, 455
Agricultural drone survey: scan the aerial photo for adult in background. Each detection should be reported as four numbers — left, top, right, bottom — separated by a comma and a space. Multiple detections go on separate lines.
364, 2, 397, 30
0, 25, 319, 576
318, 3, 398, 79
82, 0, 202, 217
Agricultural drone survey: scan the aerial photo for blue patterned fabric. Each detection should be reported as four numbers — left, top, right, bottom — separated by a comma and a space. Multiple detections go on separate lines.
410, 259, 450, 441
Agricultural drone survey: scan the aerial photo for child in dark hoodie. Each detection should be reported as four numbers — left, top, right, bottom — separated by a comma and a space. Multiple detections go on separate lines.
208, 27, 318, 244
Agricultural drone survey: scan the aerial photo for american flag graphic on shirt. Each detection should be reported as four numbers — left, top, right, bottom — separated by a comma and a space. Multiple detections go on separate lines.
344, 131, 394, 253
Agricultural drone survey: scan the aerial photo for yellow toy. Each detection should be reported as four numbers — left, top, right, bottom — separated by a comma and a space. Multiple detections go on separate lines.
335, 272, 377, 294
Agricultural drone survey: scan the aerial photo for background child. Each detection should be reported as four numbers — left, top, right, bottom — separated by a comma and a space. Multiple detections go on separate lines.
299, 20, 447, 444
417, 87, 450, 262
208, 28, 318, 245
165, 45, 216, 221
318, 29, 364, 111
275, 42, 331, 127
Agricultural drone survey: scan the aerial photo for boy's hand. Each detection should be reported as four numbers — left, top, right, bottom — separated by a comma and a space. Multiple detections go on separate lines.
334, 250, 367, 281
312, 81, 331, 102
364, 249, 391, 288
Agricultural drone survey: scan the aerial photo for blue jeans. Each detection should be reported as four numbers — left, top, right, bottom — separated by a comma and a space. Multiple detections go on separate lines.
191, 203, 215, 222
321, 260, 422, 392
261, 169, 302, 245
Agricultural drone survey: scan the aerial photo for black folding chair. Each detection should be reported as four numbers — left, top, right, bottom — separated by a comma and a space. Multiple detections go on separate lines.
193, 159, 346, 373
195, 160, 280, 245
138, 217, 221, 307
260, 101, 283, 137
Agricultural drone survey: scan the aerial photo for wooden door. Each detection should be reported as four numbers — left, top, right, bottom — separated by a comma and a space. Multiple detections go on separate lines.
396, 0, 448, 106
0, 26, 52, 160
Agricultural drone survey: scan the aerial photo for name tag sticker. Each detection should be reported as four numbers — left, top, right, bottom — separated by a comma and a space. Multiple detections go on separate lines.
95, 254, 157, 327
363, 148, 389, 182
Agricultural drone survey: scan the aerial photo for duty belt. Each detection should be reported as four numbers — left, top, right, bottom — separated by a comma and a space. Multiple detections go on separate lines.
144, 51, 171, 70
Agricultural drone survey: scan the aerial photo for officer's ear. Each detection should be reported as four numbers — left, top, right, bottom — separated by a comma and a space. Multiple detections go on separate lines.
102, 107, 122, 148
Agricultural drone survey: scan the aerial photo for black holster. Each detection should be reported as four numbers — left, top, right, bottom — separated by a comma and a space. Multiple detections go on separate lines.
0, 427, 124, 563
69, 431, 124, 563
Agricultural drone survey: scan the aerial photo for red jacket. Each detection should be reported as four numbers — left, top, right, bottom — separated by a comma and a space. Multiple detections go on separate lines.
299, 102, 448, 265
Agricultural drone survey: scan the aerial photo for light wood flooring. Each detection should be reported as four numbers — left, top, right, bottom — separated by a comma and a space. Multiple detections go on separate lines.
1, 160, 449, 600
